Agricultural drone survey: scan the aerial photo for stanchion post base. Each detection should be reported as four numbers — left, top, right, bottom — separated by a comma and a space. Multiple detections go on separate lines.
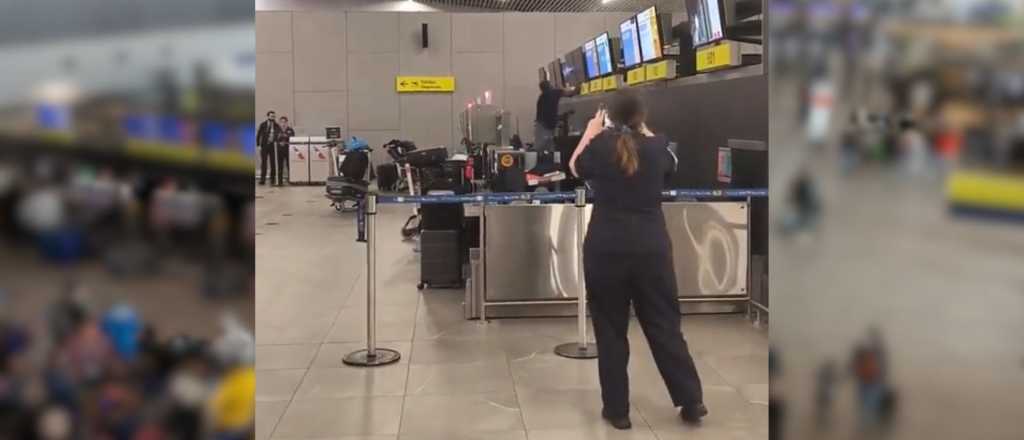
554, 342, 598, 359
342, 349, 402, 367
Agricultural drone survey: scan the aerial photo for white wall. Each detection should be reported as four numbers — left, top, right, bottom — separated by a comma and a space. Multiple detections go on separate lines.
256, 11, 636, 163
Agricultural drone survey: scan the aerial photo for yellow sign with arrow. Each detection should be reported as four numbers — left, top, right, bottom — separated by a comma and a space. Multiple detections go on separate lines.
395, 76, 456, 93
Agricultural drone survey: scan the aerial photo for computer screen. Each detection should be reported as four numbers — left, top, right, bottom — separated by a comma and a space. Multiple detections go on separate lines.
619, 17, 643, 68
549, 59, 564, 88
561, 58, 575, 87
636, 6, 663, 62
689, 0, 726, 47
564, 49, 584, 87
595, 33, 614, 76
573, 48, 587, 84
583, 39, 599, 80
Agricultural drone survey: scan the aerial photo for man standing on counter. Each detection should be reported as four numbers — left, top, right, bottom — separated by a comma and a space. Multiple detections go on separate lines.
534, 80, 575, 152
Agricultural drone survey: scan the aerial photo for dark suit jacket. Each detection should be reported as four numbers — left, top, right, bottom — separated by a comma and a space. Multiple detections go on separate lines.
257, 120, 281, 149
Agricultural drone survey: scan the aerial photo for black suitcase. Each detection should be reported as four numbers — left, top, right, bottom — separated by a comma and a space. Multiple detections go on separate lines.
419, 230, 463, 289
406, 147, 447, 168
376, 164, 399, 191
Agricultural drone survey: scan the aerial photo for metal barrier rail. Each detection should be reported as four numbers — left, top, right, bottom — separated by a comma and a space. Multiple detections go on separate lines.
376, 188, 768, 205
345, 187, 768, 367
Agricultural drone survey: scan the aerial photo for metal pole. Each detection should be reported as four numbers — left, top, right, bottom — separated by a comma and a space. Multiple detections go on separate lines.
273, 137, 280, 186
367, 193, 377, 356
555, 187, 598, 359
576, 188, 588, 348
343, 193, 401, 367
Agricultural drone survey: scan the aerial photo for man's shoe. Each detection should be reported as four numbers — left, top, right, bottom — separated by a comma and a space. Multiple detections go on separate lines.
680, 403, 708, 424
602, 410, 632, 430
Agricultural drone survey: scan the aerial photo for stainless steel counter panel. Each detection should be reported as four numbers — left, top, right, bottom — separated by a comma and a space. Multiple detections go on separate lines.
482, 202, 748, 305
484, 204, 591, 302
664, 202, 749, 297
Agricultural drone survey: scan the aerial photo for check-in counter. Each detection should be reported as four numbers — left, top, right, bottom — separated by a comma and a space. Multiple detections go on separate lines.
465, 201, 750, 319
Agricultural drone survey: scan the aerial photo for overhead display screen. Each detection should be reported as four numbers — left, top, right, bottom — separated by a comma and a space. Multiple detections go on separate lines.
561, 60, 575, 87
595, 33, 613, 76
636, 6, 663, 62
619, 17, 642, 68
690, 0, 726, 47
573, 48, 587, 83
583, 39, 599, 80
549, 59, 563, 88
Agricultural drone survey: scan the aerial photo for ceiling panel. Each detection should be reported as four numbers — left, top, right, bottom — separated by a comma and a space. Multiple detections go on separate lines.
420, 0, 684, 13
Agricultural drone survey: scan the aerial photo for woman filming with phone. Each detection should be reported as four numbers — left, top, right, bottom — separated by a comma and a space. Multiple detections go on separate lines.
569, 90, 707, 430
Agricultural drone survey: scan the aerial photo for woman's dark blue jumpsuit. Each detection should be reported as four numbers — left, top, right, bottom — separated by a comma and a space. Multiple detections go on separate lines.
575, 130, 703, 418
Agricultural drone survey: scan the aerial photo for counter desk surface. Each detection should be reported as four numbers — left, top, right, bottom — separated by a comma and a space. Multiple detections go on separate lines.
464, 200, 751, 319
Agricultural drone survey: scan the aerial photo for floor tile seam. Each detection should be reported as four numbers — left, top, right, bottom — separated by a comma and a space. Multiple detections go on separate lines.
396, 289, 423, 435
268, 268, 364, 439
702, 353, 749, 395
503, 323, 533, 439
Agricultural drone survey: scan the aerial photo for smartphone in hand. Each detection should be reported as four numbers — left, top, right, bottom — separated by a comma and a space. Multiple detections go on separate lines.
599, 104, 612, 128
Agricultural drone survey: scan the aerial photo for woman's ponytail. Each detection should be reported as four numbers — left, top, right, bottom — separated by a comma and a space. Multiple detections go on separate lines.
616, 130, 640, 177
608, 90, 645, 177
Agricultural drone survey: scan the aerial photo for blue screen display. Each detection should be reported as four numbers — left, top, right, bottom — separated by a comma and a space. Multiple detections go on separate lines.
583, 40, 599, 80
595, 33, 613, 76
620, 18, 642, 68
637, 6, 663, 62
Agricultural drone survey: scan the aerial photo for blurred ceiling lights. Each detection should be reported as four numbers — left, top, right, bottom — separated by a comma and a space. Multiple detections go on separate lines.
417, 0, 681, 12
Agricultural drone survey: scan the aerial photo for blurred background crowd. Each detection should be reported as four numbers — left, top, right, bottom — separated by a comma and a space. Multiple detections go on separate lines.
0, 1, 256, 438
3, 0, 1023, 439
769, 0, 1024, 439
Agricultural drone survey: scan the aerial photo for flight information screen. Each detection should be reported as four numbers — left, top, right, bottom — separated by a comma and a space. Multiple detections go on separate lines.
595, 33, 613, 76
583, 40, 599, 80
619, 18, 642, 68
637, 6, 662, 62
691, 0, 726, 47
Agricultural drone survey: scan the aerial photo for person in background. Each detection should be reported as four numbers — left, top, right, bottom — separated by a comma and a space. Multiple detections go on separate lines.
275, 116, 295, 186
534, 80, 575, 152
569, 90, 705, 430
851, 327, 894, 431
898, 117, 929, 177
815, 360, 838, 429
257, 110, 280, 186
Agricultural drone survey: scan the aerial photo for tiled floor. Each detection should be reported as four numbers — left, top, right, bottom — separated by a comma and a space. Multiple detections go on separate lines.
255, 186, 769, 440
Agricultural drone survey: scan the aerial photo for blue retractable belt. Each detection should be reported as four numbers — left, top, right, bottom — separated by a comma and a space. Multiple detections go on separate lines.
375, 188, 768, 205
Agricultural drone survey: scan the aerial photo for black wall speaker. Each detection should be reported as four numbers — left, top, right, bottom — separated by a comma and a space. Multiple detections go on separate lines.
421, 23, 429, 48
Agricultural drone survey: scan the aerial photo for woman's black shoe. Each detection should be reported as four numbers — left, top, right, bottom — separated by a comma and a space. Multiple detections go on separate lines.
602, 410, 632, 430
680, 403, 708, 424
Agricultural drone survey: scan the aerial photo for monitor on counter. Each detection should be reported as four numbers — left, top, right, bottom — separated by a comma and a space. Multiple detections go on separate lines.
595, 32, 615, 76
575, 48, 588, 83
549, 59, 564, 88
687, 0, 727, 47
569, 47, 587, 86
560, 56, 575, 88
583, 39, 599, 80
636, 5, 664, 62
619, 17, 643, 69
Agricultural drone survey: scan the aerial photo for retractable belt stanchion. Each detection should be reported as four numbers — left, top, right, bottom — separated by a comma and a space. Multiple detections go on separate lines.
273, 138, 281, 185
555, 187, 598, 359
343, 193, 401, 367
